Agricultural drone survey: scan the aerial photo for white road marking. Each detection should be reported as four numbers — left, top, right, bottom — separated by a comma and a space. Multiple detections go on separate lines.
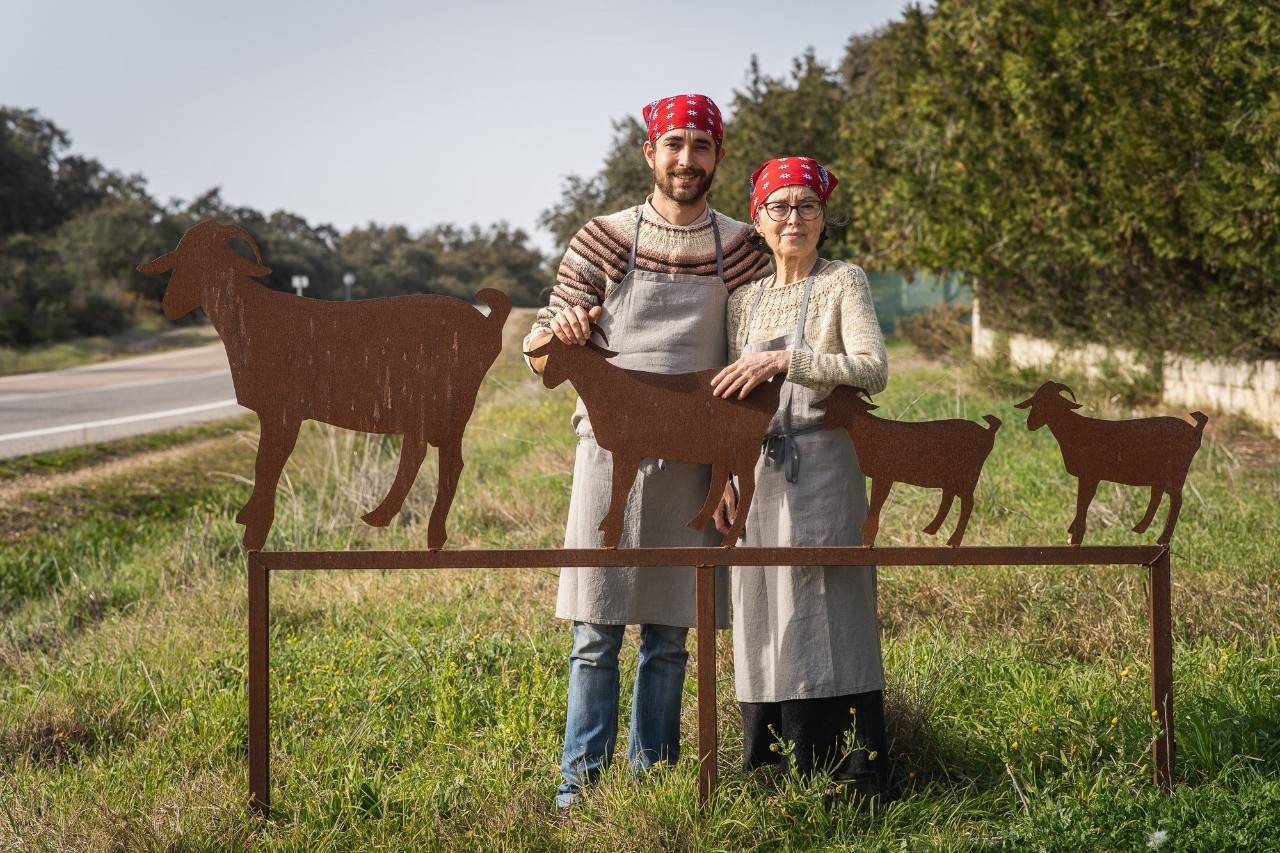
0, 342, 226, 386
0, 399, 243, 444
0, 368, 231, 405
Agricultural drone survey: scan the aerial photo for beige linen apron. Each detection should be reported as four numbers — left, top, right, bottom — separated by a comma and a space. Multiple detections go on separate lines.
731, 260, 885, 702
555, 206, 730, 628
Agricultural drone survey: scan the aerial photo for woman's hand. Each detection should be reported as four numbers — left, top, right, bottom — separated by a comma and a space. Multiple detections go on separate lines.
711, 350, 790, 399
713, 479, 738, 535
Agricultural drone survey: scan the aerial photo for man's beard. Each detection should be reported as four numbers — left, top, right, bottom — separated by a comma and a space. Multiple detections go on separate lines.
654, 164, 716, 204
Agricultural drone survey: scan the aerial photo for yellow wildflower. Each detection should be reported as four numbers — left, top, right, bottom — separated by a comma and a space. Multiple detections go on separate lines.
1110, 716, 1119, 726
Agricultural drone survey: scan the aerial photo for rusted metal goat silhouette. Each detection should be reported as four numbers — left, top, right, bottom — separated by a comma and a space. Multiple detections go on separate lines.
525, 324, 781, 547
138, 220, 509, 551
1015, 381, 1207, 545
818, 386, 1002, 547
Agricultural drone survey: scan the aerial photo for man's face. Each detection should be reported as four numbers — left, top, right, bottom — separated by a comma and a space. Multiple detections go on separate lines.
644, 129, 725, 204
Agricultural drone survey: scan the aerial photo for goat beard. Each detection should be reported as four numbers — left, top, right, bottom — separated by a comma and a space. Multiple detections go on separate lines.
653, 163, 716, 205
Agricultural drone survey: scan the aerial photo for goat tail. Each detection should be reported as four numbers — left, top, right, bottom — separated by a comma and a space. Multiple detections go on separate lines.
982, 414, 1003, 432
476, 288, 511, 328
1190, 411, 1209, 432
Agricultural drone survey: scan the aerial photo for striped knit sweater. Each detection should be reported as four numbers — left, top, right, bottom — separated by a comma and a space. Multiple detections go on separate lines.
523, 199, 771, 358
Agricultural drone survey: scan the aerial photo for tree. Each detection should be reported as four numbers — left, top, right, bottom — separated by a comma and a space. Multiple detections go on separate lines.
539, 118, 651, 256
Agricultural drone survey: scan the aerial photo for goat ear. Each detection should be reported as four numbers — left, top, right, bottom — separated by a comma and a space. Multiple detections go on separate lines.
585, 339, 618, 359
524, 342, 549, 359
1064, 399, 1082, 410
1013, 398, 1032, 409
137, 252, 176, 276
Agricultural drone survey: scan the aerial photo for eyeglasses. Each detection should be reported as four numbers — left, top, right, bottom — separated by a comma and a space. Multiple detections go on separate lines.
761, 200, 824, 222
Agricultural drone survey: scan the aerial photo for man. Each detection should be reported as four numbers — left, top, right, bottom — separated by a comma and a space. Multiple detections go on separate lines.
524, 93, 771, 808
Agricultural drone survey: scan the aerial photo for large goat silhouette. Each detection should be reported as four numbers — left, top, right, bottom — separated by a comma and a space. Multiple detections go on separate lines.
138, 220, 509, 550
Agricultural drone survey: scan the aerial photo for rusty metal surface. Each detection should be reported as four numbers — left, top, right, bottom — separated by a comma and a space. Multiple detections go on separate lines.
695, 564, 718, 805
525, 326, 781, 546
255, 544, 1167, 571
1015, 381, 1207, 545
138, 220, 510, 551
818, 386, 1001, 547
247, 552, 270, 815
1149, 549, 1174, 789
245, 545, 1174, 814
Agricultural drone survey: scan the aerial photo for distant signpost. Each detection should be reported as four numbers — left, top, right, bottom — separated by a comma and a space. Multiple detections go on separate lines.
291, 274, 309, 297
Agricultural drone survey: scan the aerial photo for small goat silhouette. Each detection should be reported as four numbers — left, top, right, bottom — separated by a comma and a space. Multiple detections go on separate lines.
139, 220, 509, 551
818, 386, 1001, 547
1015, 381, 1207, 545
525, 324, 780, 547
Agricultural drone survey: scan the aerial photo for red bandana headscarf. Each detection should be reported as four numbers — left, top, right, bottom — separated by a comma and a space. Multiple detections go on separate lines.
641, 93, 723, 147
748, 156, 838, 218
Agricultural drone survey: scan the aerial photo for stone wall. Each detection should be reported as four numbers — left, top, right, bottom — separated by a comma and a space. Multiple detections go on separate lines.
971, 299, 1280, 438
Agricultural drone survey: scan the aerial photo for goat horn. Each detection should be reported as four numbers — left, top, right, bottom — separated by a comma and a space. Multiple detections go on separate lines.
1053, 382, 1078, 403
219, 223, 264, 264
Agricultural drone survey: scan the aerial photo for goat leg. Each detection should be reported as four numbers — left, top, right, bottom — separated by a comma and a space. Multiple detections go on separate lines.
1155, 487, 1182, 545
947, 491, 974, 547
599, 461, 640, 549
1132, 486, 1163, 534
688, 462, 729, 532
1068, 479, 1099, 545
238, 414, 301, 550
427, 439, 464, 551
725, 462, 756, 546
922, 491, 955, 536
363, 433, 430, 529
863, 479, 893, 547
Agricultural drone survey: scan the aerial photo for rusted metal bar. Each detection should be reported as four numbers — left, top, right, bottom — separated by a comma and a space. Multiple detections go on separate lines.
257, 545, 1164, 571
246, 543, 1174, 811
247, 550, 270, 815
1148, 547, 1175, 789
695, 564, 717, 806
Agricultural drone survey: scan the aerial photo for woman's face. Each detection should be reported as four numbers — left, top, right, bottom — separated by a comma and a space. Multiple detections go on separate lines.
755, 185, 824, 260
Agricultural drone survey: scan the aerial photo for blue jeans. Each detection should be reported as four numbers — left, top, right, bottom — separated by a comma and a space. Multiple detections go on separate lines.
556, 621, 689, 807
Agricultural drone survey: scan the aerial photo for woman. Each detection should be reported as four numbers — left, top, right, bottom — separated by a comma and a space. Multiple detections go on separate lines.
710, 156, 889, 789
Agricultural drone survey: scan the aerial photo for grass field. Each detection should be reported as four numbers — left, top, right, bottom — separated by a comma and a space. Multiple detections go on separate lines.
2, 310, 1278, 850
0, 320, 218, 377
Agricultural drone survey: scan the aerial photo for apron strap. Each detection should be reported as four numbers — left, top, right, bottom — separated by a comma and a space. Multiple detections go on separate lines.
769, 257, 825, 484
627, 205, 644, 274
710, 211, 725, 280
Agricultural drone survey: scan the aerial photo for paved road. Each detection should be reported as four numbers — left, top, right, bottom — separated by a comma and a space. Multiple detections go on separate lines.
0, 344, 244, 460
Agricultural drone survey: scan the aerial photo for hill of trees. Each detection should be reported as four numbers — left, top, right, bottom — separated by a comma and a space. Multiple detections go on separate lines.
0, 108, 548, 347
542, 1, 1279, 361
6, 1, 1276, 358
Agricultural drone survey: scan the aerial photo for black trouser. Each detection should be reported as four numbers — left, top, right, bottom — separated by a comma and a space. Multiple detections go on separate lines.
741, 690, 886, 780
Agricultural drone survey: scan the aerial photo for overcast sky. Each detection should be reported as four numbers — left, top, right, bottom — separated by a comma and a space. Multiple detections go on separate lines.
4, 0, 915, 251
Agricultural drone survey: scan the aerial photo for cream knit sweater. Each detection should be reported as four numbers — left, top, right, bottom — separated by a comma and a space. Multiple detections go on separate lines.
727, 258, 888, 394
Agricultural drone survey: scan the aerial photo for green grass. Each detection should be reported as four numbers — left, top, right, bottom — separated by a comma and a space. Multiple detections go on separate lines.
0, 318, 216, 377
1, 313, 1277, 850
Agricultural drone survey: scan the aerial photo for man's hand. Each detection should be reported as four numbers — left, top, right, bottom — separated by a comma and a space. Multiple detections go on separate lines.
528, 305, 602, 374
550, 304, 602, 345
713, 479, 739, 535
711, 350, 790, 399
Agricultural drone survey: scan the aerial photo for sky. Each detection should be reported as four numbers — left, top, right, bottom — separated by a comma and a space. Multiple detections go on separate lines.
3, 0, 916, 252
